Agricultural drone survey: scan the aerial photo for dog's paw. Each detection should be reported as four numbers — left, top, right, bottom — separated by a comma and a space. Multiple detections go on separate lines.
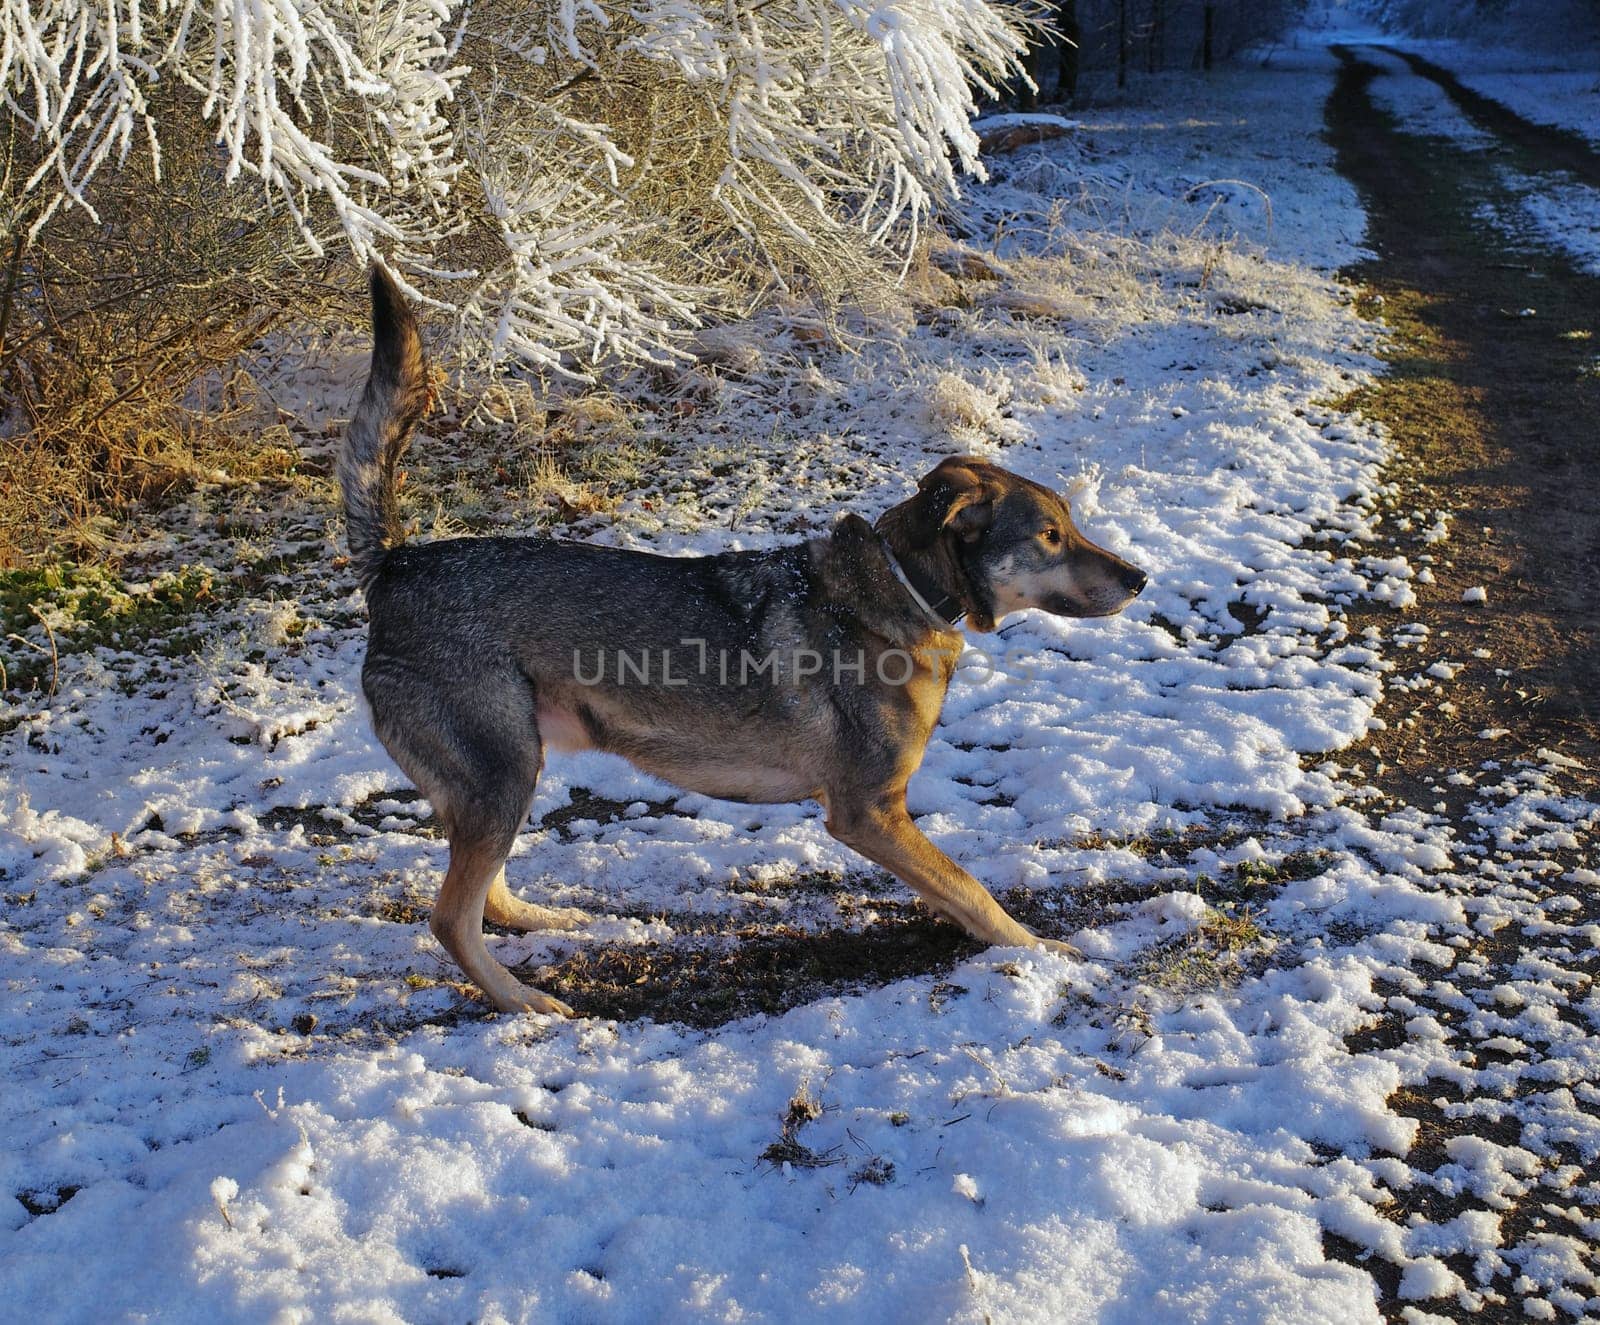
511, 989, 576, 1018
486, 984, 576, 1017
524, 991, 577, 1018
485, 900, 592, 934
537, 906, 592, 933
1032, 936, 1084, 960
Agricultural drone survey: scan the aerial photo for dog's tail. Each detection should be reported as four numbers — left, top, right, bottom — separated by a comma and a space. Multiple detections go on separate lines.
339, 264, 432, 591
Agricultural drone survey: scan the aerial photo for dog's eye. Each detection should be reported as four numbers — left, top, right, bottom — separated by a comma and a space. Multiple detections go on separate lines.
1041, 528, 1062, 547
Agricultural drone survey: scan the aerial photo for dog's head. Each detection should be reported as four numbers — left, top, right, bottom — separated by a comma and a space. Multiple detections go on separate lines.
895, 457, 1146, 632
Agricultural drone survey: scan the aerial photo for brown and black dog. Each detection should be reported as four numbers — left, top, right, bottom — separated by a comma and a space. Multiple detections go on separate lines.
340, 266, 1147, 1014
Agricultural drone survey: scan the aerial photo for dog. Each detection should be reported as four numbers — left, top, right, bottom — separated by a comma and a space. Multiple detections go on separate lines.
340, 266, 1147, 1015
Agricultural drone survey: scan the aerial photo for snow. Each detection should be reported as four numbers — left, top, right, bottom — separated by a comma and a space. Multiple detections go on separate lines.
972, 112, 1083, 134
6, 0, 1038, 370
1398, 1255, 1463, 1301
3, 43, 1599, 1325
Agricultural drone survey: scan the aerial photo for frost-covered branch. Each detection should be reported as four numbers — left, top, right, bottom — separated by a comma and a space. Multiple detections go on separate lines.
3, 0, 1035, 370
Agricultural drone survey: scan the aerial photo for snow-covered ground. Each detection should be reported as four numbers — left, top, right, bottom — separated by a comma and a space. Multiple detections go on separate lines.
3, 48, 1598, 1323
1389, 38, 1600, 150
1363, 47, 1600, 276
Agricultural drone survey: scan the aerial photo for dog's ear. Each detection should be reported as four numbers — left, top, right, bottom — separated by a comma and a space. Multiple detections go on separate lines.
914, 459, 997, 546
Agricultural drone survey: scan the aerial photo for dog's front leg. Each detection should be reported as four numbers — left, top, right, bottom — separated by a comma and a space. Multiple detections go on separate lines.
824, 794, 1080, 957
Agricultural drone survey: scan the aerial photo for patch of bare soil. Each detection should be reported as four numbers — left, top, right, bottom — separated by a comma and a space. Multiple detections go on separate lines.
1323, 47, 1600, 1322
521, 911, 979, 1029
511, 813, 1305, 1030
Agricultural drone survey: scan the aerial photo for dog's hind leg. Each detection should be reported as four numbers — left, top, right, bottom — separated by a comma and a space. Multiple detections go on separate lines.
371, 680, 576, 1015
483, 868, 589, 934
824, 791, 1081, 958
430, 826, 575, 1017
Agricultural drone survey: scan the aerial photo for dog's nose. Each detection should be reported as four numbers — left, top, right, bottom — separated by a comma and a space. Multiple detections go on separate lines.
1123, 566, 1148, 597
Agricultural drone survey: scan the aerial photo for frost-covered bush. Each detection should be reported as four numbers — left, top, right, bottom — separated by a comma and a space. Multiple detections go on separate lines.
2, 0, 1035, 372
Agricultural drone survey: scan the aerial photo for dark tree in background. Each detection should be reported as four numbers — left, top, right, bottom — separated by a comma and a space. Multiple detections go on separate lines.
1007, 0, 1305, 105
1062, 0, 1083, 98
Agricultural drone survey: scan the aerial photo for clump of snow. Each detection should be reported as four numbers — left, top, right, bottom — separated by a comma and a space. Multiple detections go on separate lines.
1398, 1256, 1464, 1301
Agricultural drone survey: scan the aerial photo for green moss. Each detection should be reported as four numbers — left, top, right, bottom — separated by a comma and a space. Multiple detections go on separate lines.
0, 563, 223, 693
1232, 849, 1336, 888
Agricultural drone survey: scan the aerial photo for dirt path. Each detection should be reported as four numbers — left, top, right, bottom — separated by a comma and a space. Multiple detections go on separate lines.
1329, 44, 1600, 788
1382, 46, 1600, 188
1322, 47, 1600, 1322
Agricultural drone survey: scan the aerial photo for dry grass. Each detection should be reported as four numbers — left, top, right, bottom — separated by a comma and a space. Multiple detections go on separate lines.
758, 1082, 842, 1170
0, 107, 353, 567
927, 371, 1005, 434
1136, 906, 1273, 993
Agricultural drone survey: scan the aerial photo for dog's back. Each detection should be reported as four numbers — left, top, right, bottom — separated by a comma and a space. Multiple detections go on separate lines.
359, 528, 904, 804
